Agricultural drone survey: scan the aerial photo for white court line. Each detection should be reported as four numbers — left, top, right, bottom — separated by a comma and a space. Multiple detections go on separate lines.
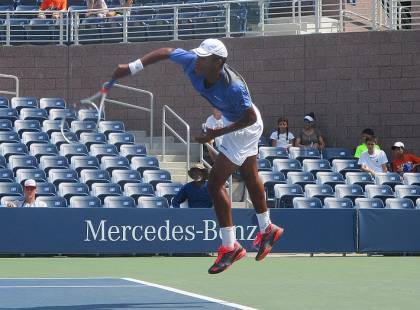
0, 285, 146, 288
123, 277, 258, 310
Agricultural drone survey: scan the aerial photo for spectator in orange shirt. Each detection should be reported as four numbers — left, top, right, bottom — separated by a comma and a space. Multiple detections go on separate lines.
390, 141, 420, 174
38, 0, 67, 19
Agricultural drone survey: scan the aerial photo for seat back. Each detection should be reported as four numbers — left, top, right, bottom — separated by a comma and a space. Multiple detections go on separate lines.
293, 197, 322, 209
138, 196, 169, 208
385, 198, 415, 209
36, 196, 67, 208
323, 197, 354, 208
355, 198, 385, 209
69, 196, 102, 208
104, 196, 136, 208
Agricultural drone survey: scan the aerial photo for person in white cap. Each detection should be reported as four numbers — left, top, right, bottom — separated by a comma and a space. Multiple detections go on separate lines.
5, 179, 46, 208
358, 136, 388, 176
107, 38, 284, 274
296, 112, 325, 150
390, 141, 420, 174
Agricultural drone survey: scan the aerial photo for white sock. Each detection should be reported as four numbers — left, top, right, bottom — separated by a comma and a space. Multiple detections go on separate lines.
256, 211, 271, 233
220, 226, 236, 249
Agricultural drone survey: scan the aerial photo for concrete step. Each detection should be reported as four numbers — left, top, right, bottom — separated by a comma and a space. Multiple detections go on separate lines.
159, 161, 189, 169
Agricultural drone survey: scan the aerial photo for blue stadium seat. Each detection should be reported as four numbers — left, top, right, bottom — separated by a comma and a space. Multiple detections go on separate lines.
48, 168, 78, 187
0, 131, 20, 144
91, 182, 122, 203
14, 119, 41, 137
78, 109, 104, 122
364, 184, 394, 203
42, 119, 69, 137
0, 109, 18, 122
37, 196, 67, 208
104, 195, 136, 208
385, 198, 415, 209
273, 158, 302, 175
0, 182, 23, 199
1, 143, 28, 160
302, 159, 332, 175
50, 131, 79, 148
323, 197, 354, 209
15, 168, 46, 185
124, 182, 155, 200
127, 15, 149, 43
101, 155, 130, 173
304, 184, 334, 203
69, 196, 102, 208
375, 172, 403, 190
90, 144, 119, 161
71, 120, 97, 137
417, 198, 420, 209
59, 143, 88, 161
22, 131, 49, 147
394, 185, 420, 203
142, 169, 171, 189
98, 120, 125, 137
59, 182, 89, 203
322, 147, 353, 163
286, 171, 316, 187
258, 146, 288, 164
1, 196, 24, 207
111, 169, 142, 187
335, 184, 365, 203
332, 159, 362, 175
138, 196, 169, 208
293, 197, 322, 209
0, 168, 15, 183
8, 155, 37, 173
49, 108, 77, 124
120, 144, 147, 160
70, 155, 100, 175
79, 17, 105, 45
355, 198, 385, 209
345, 172, 374, 190
80, 132, 107, 149
0, 155, 6, 169
30, 143, 59, 161
0, 96, 9, 108
39, 98, 66, 112
0, 119, 13, 131
108, 132, 135, 151
80, 169, 110, 189
155, 182, 183, 205
131, 156, 159, 176
20, 108, 48, 123
39, 155, 69, 174
26, 18, 59, 43
316, 171, 345, 189
256, 158, 272, 172
404, 173, 420, 186
36, 182, 57, 197
289, 147, 320, 163
258, 171, 286, 207
274, 183, 304, 208
11, 97, 38, 112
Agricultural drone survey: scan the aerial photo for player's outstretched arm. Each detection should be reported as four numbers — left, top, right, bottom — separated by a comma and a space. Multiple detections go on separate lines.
111, 47, 175, 80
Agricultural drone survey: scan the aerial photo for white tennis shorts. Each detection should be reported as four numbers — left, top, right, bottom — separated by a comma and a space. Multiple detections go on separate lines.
218, 105, 263, 166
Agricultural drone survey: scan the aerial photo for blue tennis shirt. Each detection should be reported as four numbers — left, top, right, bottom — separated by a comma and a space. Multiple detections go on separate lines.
169, 48, 253, 122
171, 181, 212, 209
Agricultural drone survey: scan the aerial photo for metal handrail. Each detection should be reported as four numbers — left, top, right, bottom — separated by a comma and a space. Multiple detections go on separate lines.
162, 105, 190, 183
0, 74, 19, 97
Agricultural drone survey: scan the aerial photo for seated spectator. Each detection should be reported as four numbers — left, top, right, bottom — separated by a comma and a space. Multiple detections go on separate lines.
6, 179, 46, 208
204, 109, 224, 163
269, 117, 295, 149
295, 112, 325, 150
86, 0, 116, 18
390, 141, 420, 174
354, 128, 381, 159
38, 0, 68, 19
358, 136, 388, 176
117, 0, 133, 16
171, 163, 212, 208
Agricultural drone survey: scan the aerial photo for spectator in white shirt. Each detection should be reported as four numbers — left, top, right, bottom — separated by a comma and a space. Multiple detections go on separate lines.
358, 136, 388, 176
269, 117, 295, 149
204, 109, 224, 162
5, 179, 46, 208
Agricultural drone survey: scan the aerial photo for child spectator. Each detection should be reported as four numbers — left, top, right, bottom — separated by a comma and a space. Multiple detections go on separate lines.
358, 136, 388, 176
269, 117, 295, 149
295, 112, 325, 150
38, 0, 67, 19
354, 128, 381, 159
390, 141, 420, 174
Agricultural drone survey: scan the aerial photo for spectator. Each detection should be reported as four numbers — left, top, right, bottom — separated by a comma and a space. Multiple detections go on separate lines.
390, 141, 420, 174
269, 117, 295, 149
358, 136, 388, 176
204, 108, 224, 163
295, 112, 325, 150
171, 163, 212, 208
354, 128, 381, 159
5, 179, 46, 208
86, 0, 116, 18
117, 0, 133, 15
38, 0, 67, 19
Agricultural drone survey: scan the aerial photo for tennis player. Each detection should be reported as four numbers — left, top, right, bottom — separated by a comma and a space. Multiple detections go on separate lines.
108, 39, 284, 274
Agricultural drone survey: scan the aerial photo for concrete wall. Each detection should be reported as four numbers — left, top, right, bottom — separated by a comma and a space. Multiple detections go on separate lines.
0, 30, 419, 156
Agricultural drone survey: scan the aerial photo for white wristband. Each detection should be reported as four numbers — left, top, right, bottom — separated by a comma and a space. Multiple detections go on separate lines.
128, 59, 144, 75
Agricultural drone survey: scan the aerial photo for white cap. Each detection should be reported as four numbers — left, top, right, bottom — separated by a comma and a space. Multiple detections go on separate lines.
304, 115, 314, 122
193, 39, 228, 58
24, 179, 36, 187
392, 141, 405, 149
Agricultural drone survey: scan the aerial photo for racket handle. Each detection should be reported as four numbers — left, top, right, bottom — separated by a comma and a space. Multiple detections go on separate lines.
101, 78, 117, 93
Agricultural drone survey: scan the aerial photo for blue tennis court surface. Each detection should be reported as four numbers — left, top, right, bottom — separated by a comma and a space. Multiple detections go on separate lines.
0, 278, 255, 310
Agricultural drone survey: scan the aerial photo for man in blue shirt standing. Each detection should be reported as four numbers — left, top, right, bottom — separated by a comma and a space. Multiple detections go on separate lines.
108, 38, 284, 274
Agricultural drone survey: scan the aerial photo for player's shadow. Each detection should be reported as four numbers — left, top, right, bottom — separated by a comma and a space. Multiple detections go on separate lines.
12, 302, 219, 309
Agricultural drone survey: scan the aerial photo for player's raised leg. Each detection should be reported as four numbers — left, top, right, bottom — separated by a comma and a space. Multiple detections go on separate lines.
239, 155, 284, 261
